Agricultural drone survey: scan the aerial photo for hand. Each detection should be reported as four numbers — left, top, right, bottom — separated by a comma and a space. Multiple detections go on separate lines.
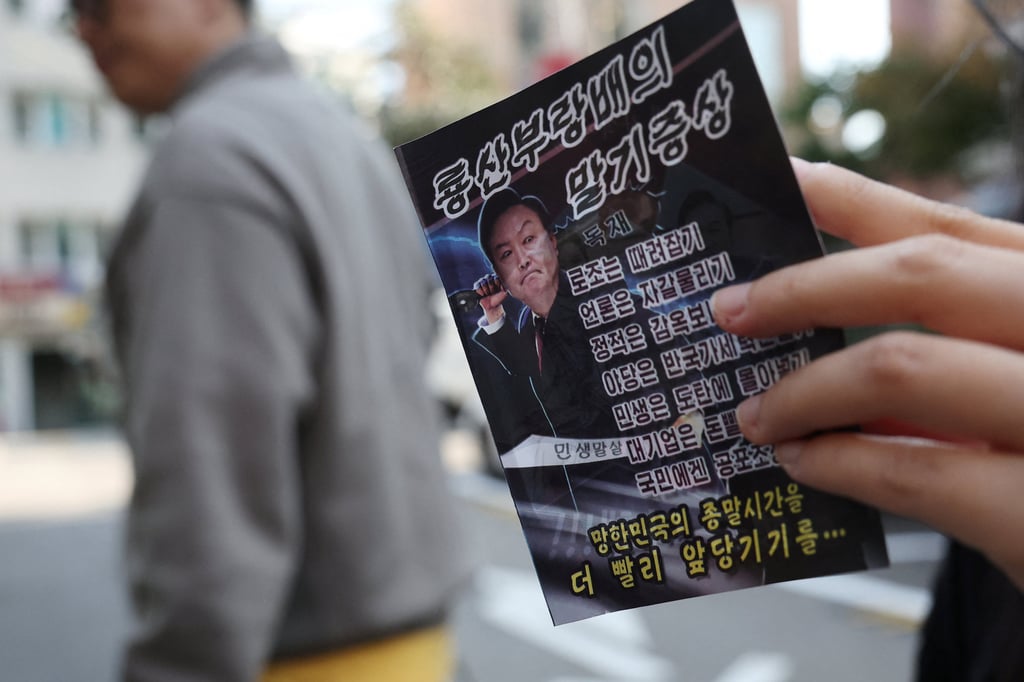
711, 158, 1024, 590
474, 273, 508, 325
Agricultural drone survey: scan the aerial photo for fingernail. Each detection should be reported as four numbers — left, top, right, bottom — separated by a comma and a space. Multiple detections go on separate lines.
774, 441, 804, 469
711, 283, 749, 327
790, 156, 826, 177
735, 395, 761, 434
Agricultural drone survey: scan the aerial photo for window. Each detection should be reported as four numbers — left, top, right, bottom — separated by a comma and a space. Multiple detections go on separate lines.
12, 92, 31, 140
10, 91, 104, 148
17, 217, 107, 290
518, 0, 544, 53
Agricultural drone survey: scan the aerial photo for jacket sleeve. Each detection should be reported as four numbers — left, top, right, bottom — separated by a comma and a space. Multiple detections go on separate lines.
116, 196, 318, 682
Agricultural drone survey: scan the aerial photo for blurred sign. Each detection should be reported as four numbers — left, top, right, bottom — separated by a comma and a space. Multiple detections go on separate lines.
0, 272, 61, 300
533, 51, 579, 82
0, 271, 92, 338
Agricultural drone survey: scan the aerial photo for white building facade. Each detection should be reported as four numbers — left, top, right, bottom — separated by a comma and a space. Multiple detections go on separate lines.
0, 0, 148, 430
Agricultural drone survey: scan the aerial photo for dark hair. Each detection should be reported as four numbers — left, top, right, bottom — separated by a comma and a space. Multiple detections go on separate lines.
477, 188, 551, 265
233, 0, 253, 16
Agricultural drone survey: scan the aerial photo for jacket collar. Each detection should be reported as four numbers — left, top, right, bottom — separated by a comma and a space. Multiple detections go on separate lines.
175, 33, 294, 111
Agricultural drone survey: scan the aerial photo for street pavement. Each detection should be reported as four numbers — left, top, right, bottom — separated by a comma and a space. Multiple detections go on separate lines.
0, 429, 943, 682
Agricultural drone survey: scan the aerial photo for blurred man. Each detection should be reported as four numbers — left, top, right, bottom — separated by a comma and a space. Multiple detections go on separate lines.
70, 1, 465, 680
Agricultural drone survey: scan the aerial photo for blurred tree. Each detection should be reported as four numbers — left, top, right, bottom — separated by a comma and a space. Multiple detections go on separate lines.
857, 50, 1005, 178
781, 46, 1005, 185
381, 0, 505, 146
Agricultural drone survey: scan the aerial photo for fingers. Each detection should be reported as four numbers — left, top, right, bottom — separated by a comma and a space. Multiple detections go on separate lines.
474, 274, 507, 323
737, 331, 1024, 453
775, 431, 1024, 591
731, 161, 1024, 592
791, 159, 1024, 251
859, 417, 990, 448
473, 273, 503, 296
712, 234, 1024, 350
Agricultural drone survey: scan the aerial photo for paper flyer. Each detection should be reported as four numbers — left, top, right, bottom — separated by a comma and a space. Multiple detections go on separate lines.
395, 0, 889, 625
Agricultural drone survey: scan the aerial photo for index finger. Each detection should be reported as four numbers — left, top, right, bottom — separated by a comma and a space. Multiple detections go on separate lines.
711, 234, 1024, 350
792, 159, 1024, 252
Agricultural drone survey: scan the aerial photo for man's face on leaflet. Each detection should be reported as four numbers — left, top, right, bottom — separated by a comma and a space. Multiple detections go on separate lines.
488, 204, 560, 314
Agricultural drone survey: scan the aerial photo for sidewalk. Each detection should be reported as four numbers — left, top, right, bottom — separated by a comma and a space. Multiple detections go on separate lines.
0, 427, 485, 523
0, 430, 132, 521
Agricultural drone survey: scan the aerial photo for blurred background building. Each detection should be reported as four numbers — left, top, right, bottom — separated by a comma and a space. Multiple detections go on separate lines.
379, 0, 805, 144
406, 0, 801, 100
1, 0, 1020, 434
0, 0, 147, 432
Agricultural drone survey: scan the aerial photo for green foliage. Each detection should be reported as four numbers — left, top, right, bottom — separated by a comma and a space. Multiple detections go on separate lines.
782, 46, 1007, 182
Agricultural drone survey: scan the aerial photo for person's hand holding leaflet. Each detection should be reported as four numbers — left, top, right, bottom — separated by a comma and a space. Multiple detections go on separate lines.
711, 158, 1024, 591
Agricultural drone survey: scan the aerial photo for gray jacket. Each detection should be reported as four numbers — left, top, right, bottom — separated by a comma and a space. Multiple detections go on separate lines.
106, 35, 466, 682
